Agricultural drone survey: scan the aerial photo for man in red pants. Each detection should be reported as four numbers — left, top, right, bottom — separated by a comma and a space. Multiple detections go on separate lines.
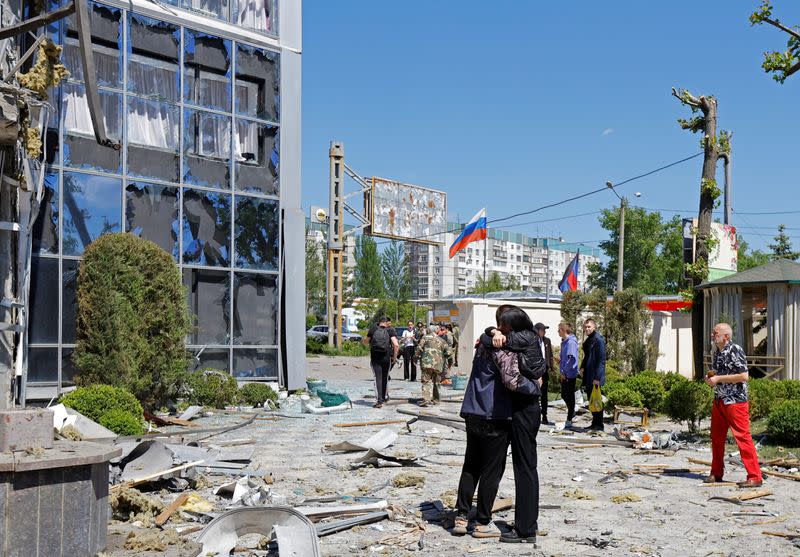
704, 322, 763, 488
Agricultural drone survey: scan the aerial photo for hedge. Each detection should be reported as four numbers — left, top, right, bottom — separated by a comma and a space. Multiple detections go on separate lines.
767, 400, 800, 446
61, 385, 145, 435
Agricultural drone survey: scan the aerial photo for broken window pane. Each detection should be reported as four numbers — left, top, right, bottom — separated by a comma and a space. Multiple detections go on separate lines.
62, 259, 79, 344
234, 196, 278, 270
233, 273, 277, 345
32, 173, 59, 255
62, 348, 77, 384
63, 83, 122, 173
125, 182, 179, 258
183, 268, 230, 345
127, 14, 180, 101
235, 44, 279, 121
184, 32, 231, 110
182, 189, 231, 266
28, 257, 58, 344
64, 2, 122, 87
235, 0, 275, 34
126, 98, 180, 182
183, 0, 228, 19
184, 110, 231, 190
62, 172, 122, 256
233, 348, 277, 379
191, 349, 230, 373
235, 121, 278, 195
28, 348, 58, 383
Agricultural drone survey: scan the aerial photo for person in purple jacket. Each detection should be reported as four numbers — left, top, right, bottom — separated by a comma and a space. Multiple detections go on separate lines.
557, 321, 580, 428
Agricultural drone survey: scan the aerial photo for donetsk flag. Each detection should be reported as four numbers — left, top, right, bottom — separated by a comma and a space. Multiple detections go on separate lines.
449, 209, 487, 258
558, 251, 580, 292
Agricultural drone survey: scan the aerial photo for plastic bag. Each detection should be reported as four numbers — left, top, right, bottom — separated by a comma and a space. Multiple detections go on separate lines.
588, 385, 604, 413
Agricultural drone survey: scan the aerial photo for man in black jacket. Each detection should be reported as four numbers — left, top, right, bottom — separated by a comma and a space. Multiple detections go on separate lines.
534, 323, 554, 426
579, 318, 606, 431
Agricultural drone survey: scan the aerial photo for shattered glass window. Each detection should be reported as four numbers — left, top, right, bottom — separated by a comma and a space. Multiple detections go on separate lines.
127, 15, 180, 101
62, 348, 77, 384
234, 196, 278, 270
125, 182, 179, 257
63, 2, 122, 88
182, 189, 231, 266
235, 121, 278, 195
28, 348, 58, 383
184, 110, 231, 190
235, 44, 279, 122
28, 257, 59, 344
184, 31, 231, 111
62, 259, 79, 344
192, 348, 230, 373
233, 273, 277, 345
183, 0, 229, 19
234, 0, 275, 34
126, 98, 180, 182
62, 84, 122, 173
62, 172, 122, 256
233, 348, 278, 379
183, 268, 230, 345
32, 173, 59, 255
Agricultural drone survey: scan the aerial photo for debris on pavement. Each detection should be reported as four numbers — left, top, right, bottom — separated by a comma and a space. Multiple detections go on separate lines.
123, 529, 185, 552
326, 428, 398, 453
610, 493, 641, 504
392, 472, 425, 488
563, 488, 595, 500
110, 488, 164, 523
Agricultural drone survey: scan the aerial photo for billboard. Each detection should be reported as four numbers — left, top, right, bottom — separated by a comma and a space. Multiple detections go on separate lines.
682, 219, 738, 282
367, 177, 447, 245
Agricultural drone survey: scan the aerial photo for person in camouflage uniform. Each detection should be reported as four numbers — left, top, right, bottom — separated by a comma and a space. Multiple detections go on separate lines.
439, 323, 456, 380
452, 322, 461, 367
414, 325, 453, 406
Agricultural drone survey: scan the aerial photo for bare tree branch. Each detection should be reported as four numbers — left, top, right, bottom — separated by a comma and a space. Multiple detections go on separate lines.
786, 60, 800, 78
671, 87, 700, 108
761, 16, 800, 41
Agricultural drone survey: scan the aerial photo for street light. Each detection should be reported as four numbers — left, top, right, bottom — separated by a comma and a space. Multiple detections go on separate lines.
606, 181, 641, 291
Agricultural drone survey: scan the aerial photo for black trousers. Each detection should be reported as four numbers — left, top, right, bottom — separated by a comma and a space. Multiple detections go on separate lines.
456, 417, 510, 525
402, 345, 417, 381
584, 384, 604, 429
371, 356, 390, 402
561, 377, 577, 421
510, 399, 541, 538
540, 375, 549, 420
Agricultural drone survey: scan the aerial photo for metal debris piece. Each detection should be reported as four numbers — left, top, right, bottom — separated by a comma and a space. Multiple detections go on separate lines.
325, 428, 398, 453
352, 448, 421, 468
315, 511, 390, 537
119, 441, 174, 483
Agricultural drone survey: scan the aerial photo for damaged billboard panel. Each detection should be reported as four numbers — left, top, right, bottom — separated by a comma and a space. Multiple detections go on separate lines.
368, 177, 446, 245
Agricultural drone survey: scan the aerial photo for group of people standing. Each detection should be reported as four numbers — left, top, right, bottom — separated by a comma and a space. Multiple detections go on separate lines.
365, 317, 460, 408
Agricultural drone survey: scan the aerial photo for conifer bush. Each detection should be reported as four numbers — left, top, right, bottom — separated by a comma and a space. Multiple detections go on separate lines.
767, 400, 800, 446
73, 233, 191, 410
663, 380, 713, 433
186, 369, 239, 408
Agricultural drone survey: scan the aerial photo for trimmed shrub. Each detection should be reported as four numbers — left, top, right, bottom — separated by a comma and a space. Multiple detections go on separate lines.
73, 233, 191, 410
749, 379, 788, 420
186, 369, 239, 408
238, 383, 278, 406
664, 381, 713, 433
98, 409, 146, 436
661, 372, 689, 393
781, 380, 800, 401
625, 372, 666, 412
767, 400, 800, 446
61, 385, 145, 435
604, 383, 643, 411
604, 360, 627, 385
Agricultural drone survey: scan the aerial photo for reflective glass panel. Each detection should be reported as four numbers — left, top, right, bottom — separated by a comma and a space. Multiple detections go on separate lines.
183, 268, 230, 345
233, 273, 277, 345
183, 0, 228, 20
127, 14, 179, 101
62, 348, 77, 384
63, 83, 122, 173
191, 348, 230, 373
234, 121, 278, 194
235, 44, 279, 121
125, 182, 179, 257
184, 110, 231, 190
233, 348, 277, 379
63, 2, 122, 88
184, 30, 231, 111
28, 257, 58, 344
182, 189, 231, 266
28, 347, 58, 383
62, 172, 122, 256
126, 98, 180, 182
62, 259, 78, 344
234, 0, 275, 34
32, 173, 59, 255
234, 196, 278, 270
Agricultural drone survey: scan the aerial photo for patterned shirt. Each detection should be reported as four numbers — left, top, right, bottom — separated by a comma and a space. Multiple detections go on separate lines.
711, 341, 749, 405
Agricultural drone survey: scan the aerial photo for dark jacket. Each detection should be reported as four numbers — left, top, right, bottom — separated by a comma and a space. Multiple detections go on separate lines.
581, 331, 607, 387
460, 344, 540, 421
481, 328, 546, 381
540, 336, 554, 384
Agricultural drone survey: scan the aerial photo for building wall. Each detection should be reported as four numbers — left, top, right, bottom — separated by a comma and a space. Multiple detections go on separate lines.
22, 0, 302, 394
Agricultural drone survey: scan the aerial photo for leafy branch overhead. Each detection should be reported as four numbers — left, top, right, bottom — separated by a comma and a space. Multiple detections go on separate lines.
750, 0, 800, 83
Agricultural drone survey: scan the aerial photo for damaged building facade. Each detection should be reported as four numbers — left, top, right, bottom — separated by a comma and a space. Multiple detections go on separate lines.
2, 0, 304, 402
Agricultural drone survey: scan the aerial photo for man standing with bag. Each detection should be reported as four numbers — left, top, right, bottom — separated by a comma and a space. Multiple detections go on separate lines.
534, 323, 554, 426
705, 322, 763, 487
579, 318, 606, 431
364, 316, 399, 408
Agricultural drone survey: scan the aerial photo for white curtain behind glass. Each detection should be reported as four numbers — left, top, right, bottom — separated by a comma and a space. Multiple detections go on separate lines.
64, 85, 120, 138
184, 0, 225, 18
127, 98, 179, 150
235, 80, 258, 117
63, 40, 120, 85
128, 55, 178, 101
237, 0, 270, 32
234, 120, 258, 163
196, 112, 230, 159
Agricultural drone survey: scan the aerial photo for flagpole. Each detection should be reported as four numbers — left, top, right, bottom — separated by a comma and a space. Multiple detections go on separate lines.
482, 234, 487, 299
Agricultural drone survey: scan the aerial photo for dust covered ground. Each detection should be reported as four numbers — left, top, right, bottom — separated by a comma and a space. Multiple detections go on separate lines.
106, 355, 800, 557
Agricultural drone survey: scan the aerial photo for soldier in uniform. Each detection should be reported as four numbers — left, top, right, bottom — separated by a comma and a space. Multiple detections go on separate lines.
451, 322, 461, 367
414, 325, 453, 406
438, 323, 456, 384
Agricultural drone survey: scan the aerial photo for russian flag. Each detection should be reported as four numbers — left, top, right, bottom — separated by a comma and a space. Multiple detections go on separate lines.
558, 251, 580, 293
449, 209, 487, 259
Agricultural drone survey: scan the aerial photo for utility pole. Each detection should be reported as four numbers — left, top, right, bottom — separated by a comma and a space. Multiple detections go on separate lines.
720, 152, 732, 225
327, 143, 345, 348
617, 197, 626, 292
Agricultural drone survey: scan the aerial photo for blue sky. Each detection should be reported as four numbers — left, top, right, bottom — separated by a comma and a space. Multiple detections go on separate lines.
301, 1, 799, 253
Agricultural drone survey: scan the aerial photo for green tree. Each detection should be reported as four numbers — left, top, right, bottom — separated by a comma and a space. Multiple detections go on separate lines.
737, 235, 770, 271
504, 274, 522, 291
381, 241, 411, 321
587, 207, 683, 294
305, 233, 326, 320
353, 234, 384, 298
470, 272, 504, 294
768, 224, 800, 261
750, 1, 800, 83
